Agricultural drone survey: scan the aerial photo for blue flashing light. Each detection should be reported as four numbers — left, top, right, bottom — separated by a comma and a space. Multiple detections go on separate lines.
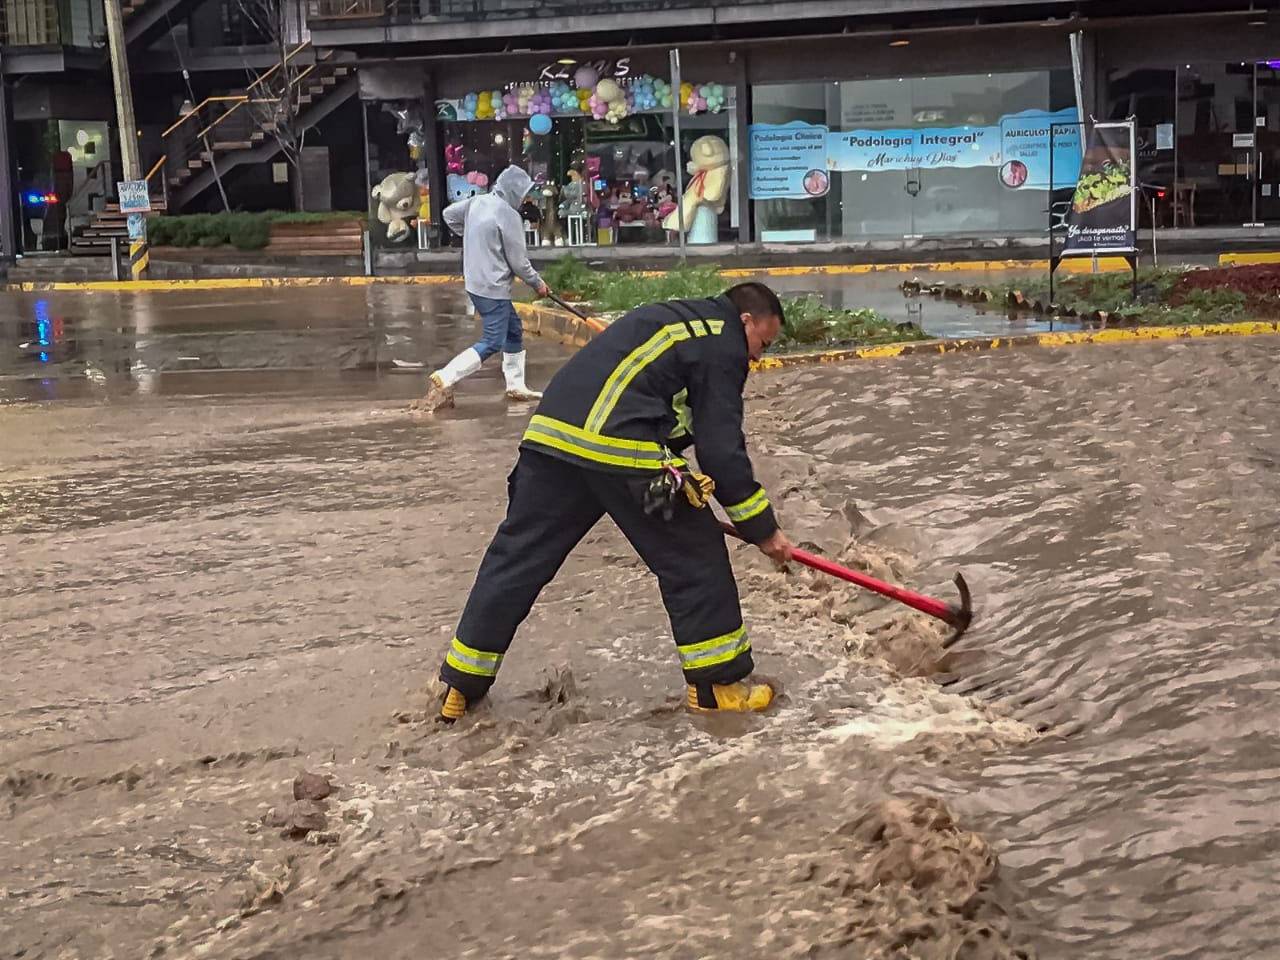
35, 300, 51, 346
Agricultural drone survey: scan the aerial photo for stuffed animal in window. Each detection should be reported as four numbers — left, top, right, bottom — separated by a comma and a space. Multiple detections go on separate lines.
663, 135, 730, 245
372, 171, 417, 243
447, 170, 490, 203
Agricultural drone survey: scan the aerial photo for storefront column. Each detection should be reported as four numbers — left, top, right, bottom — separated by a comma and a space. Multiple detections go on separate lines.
0, 70, 14, 262
729, 50, 750, 245
422, 70, 446, 248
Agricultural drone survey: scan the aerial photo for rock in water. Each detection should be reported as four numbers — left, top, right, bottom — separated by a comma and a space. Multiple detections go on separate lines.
293, 771, 333, 801
283, 800, 328, 838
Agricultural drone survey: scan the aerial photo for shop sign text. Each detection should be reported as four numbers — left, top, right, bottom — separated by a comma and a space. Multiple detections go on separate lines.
537, 57, 632, 82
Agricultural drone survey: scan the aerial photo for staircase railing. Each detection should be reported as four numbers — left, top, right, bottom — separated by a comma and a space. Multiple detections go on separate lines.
153, 42, 321, 204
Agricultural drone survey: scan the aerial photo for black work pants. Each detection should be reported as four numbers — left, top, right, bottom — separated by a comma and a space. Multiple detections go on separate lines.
439, 448, 754, 701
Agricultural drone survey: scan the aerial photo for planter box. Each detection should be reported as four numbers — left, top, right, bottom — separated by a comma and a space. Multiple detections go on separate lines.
267, 219, 364, 256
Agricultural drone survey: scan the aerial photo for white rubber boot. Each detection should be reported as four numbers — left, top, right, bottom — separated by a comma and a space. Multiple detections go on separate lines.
420, 347, 483, 411
502, 351, 542, 402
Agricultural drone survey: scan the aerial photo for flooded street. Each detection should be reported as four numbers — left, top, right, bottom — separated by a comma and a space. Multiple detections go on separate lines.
2, 284, 1279, 959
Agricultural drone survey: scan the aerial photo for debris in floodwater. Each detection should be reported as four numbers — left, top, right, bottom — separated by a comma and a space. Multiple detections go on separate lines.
282, 799, 328, 839
293, 771, 334, 801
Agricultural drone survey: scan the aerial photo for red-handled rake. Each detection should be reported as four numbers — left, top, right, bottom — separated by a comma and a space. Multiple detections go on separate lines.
719, 520, 973, 647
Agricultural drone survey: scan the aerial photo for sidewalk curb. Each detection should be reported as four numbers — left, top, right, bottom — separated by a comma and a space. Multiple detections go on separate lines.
6, 256, 1149, 293
749, 320, 1280, 370
514, 298, 1280, 365
514, 301, 608, 347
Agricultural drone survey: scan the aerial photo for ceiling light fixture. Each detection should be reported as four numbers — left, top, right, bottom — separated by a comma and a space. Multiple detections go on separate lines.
889, 39, 910, 47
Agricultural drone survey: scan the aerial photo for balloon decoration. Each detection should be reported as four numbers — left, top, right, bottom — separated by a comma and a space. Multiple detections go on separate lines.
529, 113, 552, 136
448, 75, 725, 123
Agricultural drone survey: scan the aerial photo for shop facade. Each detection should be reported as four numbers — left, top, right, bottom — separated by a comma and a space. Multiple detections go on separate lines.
359, 48, 744, 253
1094, 18, 1280, 229
351, 15, 1280, 254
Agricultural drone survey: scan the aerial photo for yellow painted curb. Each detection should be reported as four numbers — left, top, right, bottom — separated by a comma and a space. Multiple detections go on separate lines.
721, 257, 1133, 277
749, 320, 1280, 371
1218, 252, 1280, 266
721, 260, 1048, 277
7, 254, 1148, 293
5, 274, 462, 293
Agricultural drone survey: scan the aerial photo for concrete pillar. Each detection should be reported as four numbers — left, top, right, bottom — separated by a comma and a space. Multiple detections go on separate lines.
422, 70, 445, 248
0, 69, 15, 262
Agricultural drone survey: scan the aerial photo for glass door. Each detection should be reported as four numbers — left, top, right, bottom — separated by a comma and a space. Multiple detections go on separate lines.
1255, 61, 1280, 223
835, 78, 916, 239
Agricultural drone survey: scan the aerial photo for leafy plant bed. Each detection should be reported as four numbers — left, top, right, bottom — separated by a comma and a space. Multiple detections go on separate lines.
540, 255, 928, 350
903, 264, 1269, 328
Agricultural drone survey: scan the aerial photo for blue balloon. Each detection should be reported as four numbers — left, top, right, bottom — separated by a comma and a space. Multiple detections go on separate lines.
529, 113, 553, 135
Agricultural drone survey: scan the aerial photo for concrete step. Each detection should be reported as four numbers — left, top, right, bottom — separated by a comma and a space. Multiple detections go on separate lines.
10, 256, 115, 275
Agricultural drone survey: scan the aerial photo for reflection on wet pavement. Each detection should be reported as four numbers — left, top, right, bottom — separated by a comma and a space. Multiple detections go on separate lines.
0, 284, 565, 403
0, 270, 1070, 405
766, 269, 1081, 338
2, 280, 1278, 959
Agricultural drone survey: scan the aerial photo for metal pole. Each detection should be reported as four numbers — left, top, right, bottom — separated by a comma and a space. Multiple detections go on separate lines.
1151, 194, 1158, 267
361, 100, 375, 274
669, 47, 687, 264
1069, 31, 1087, 159
1049, 124, 1055, 306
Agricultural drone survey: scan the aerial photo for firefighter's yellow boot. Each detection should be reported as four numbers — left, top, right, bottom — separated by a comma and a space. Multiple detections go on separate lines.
439, 686, 468, 723
687, 678, 775, 712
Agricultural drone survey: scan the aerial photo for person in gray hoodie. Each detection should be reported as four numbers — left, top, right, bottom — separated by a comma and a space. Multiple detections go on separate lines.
421, 165, 552, 410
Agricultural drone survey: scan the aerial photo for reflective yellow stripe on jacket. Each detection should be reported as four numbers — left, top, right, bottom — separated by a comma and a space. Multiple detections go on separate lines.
677, 626, 750, 671
523, 415, 687, 471
446, 637, 503, 677
585, 319, 726, 434
725, 488, 770, 523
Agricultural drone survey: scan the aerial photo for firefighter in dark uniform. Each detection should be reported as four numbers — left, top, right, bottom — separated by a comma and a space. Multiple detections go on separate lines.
436, 281, 794, 720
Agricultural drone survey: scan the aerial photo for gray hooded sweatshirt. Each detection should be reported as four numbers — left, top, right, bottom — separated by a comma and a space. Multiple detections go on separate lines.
443, 165, 544, 300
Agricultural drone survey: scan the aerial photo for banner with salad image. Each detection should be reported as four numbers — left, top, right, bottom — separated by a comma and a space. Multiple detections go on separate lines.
1062, 121, 1137, 256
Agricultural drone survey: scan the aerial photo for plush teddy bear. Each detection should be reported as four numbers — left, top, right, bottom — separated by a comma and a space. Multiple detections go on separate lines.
372, 171, 417, 243
662, 135, 730, 245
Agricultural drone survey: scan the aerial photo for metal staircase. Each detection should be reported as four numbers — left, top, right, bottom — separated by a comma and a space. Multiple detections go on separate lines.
121, 0, 204, 48
70, 42, 356, 255
159, 44, 356, 210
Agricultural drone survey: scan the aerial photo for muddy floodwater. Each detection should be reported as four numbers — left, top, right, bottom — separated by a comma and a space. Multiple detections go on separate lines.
2, 286, 1279, 959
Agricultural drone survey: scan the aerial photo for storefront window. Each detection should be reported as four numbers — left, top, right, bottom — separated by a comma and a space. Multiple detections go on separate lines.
750, 71, 1080, 241
1107, 61, 1280, 228
367, 99, 432, 251
435, 74, 738, 248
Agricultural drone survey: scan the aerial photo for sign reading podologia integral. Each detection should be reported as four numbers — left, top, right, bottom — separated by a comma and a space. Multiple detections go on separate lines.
747, 108, 1082, 200
1062, 121, 1137, 256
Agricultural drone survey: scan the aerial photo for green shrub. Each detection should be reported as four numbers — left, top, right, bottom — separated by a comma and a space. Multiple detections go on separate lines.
536, 256, 926, 350
228, 214, 271, 250
143, 209, 362, 250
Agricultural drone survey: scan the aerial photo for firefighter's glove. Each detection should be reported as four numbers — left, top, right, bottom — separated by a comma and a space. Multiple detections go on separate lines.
680, 470, 715, 509
643, 470, 680, 522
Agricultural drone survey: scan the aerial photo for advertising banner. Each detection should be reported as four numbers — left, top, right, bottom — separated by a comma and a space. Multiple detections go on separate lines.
748, 121, 829, 199
748, 107, 1081, 200
1061, 121, 1137, 256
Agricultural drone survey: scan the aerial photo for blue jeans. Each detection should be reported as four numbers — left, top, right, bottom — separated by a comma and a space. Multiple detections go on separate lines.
469, 293, 523, 361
